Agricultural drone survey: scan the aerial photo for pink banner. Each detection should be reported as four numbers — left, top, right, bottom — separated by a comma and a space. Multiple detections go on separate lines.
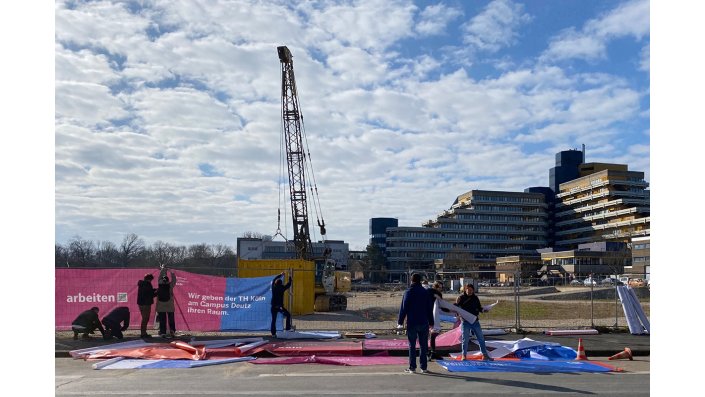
55, 268, 226, 331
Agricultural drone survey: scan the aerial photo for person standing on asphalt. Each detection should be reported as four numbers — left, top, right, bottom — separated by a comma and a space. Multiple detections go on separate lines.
397, 273, 434, 374
71, 307, 105, 340
137, 273, 157, 338
427, 281, 447, 361
270, 272, 293, 337
101, 306, 130, 340
456, 283, 492, 361
156, 266, 177, 339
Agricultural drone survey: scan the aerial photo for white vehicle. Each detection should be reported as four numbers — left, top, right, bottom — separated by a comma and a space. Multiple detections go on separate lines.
584, 277, 597, 286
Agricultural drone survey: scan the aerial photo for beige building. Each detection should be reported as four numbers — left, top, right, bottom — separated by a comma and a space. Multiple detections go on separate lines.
540, 248, 628, 277
630, 236, 650, 278
553, 163, 650, 249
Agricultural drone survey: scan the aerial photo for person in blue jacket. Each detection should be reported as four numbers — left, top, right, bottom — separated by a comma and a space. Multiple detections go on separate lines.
270, 272, 293, 337
397, 273, 434, 374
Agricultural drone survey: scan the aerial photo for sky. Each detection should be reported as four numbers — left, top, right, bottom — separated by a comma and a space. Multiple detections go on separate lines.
54, 0, 650, 251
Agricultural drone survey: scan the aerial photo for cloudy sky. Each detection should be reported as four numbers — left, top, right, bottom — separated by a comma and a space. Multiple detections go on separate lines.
55, 0, 650, 251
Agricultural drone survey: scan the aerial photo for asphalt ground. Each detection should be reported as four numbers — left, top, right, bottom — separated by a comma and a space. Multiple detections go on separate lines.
56, 355, 651, 397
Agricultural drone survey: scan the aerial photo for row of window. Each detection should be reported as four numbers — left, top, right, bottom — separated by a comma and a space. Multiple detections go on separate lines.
633, 256, 650, 262
388, 242, 541, 250
473, 205, 544, 213
388, 232, 546, 241
472, 195, 543, 204
455, 214, 545, 223
633, 243, 650, 250
437, 223, 545, 232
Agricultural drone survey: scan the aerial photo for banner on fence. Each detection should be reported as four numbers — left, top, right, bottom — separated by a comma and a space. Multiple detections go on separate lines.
55, 269, 281, 331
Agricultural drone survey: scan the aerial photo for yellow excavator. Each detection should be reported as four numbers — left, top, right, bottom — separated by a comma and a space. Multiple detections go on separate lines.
277, 46, 350, 311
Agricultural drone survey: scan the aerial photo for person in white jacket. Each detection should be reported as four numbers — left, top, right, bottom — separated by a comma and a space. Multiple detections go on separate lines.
427, 281, 446, 360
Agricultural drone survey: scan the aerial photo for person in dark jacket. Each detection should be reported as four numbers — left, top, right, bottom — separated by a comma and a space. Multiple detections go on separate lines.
156, 267, 177, 338
102, 306, 130, 340
397, 273, 434, 374
270, 272, 293, 337
455, 283, 492, 361
137, 273, 157, 338
71, 307, 105, 340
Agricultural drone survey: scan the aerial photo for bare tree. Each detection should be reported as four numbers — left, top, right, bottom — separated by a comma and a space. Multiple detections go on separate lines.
95, 240, 120, 267
55, 244, 70, 267
120, 233, 145, 267
68, 236, 95, 267
211, 243, 236, 269
150, 240, 184, 268
242, 231, 273, 241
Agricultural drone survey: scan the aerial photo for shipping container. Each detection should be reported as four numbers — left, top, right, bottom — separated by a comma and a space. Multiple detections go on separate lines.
237, 259, 315, 315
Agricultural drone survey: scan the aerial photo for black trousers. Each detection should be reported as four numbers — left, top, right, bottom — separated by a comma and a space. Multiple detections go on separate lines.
270, 305, 291, 336
429, 331, 439, 356
102, 318, 124, 340
157, 311, 175, 335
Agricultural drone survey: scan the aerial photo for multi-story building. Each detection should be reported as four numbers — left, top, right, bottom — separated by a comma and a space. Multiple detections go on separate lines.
369, 218, 397, 253
384, 190, 549, 272
553, 163, 650, 249
371, 148, 649, 280
630, 236, 650, 278
236, 238, 349, 269
495, 254, 544, 283
540, 242, 629, 278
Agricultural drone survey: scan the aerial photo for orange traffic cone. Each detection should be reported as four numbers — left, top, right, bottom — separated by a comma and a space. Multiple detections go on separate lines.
575, 338, 588, 360
609, 347, 633, 361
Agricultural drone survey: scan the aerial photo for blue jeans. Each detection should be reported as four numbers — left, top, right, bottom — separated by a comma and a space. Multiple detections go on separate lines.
461, 319, 490, 359
406, 324, 429, 370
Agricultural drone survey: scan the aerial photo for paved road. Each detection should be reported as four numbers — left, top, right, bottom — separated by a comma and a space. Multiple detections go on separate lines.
56, 356, 649, 396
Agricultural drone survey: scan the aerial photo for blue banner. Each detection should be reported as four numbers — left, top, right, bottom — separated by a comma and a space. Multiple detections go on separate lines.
220, 276, 282, 331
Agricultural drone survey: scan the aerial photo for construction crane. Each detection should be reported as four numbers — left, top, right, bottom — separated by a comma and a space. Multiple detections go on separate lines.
277, 46, 349, 311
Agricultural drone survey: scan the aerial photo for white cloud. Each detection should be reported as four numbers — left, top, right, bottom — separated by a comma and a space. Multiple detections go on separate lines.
542, 0, 649, 62
55, 81, 129, 126
415, 3, 463, 36
53, 0, 649, 250
306, 0, 417, 51
462, 0, 532, 52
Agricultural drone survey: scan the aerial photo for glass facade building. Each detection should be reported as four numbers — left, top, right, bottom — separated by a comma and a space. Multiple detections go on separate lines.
384, 190, 548, 271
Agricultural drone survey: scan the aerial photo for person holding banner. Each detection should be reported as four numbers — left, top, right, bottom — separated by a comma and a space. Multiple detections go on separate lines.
137, 273, 157, 338
270, 272, 293, 337
455, 283, 492, 361
102, 306, 130, 340
156, 267, 177, 339
71, 307, 105, 340
427, 281, 447, 361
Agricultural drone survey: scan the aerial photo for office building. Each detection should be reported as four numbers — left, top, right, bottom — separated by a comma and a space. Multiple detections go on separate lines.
384, 190, 548, 272
236, 238, 349, 269
553, 163, 650, 249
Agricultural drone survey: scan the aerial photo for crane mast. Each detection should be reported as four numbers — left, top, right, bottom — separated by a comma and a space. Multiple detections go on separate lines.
277, 46, 313, 260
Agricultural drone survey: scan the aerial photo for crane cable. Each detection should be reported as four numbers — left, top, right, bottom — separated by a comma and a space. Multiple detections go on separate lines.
298, 109, 326, 243
274, 110, 288, 242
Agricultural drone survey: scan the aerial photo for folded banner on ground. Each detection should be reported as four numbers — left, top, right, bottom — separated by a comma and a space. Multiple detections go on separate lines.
437, 359, 619, 373
56, 269, 280, 331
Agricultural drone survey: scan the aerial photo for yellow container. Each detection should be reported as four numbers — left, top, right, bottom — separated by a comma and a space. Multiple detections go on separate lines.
237, 259, 314, 315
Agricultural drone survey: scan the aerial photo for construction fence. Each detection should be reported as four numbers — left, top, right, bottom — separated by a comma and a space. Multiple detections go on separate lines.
292, 269, 650, 333
56, 266, 650, 333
